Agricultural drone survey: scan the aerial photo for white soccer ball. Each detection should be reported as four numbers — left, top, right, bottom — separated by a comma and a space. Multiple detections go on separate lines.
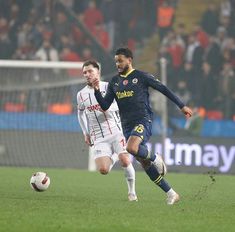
30, 172, 50, 192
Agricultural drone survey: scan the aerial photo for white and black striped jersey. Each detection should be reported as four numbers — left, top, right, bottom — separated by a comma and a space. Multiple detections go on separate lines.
77, 81, 122, 143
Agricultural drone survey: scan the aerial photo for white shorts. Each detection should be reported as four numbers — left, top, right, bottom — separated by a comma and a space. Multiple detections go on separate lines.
93, 133, 127, 160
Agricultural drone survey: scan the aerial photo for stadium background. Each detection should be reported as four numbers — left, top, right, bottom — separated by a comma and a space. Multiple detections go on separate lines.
0, 0, 234, 174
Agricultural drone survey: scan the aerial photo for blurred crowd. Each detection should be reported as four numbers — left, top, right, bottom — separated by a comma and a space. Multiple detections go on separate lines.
0, 0, 234, 120
0, 0, 160, 62
0, 0, 159, 114
157, 0, 235, 120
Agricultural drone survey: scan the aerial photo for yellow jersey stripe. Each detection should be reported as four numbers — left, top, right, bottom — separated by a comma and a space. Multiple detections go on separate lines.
120, 69, 135, 78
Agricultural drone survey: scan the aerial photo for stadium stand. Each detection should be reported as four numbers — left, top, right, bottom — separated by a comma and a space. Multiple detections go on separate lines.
0, 0, 234, 125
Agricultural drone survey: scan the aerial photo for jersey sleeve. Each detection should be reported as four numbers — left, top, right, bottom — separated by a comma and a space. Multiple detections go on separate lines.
94, 82, 115, 111
77, 93, 89, 135
145, 73, 185, 109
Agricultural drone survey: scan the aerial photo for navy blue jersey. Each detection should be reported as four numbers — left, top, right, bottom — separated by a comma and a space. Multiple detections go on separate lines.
95, 69, 185, 126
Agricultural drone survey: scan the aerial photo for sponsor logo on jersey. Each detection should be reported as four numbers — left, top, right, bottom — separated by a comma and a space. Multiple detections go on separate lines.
116, 90, 134, 99
87, 104, 103, 112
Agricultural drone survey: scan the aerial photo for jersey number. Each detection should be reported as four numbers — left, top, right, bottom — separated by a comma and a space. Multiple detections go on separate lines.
134, 124, 144, 134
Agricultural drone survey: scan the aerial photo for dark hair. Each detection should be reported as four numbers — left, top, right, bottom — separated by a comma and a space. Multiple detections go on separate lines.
82, 60, 100, 70
115, 47, 133, 59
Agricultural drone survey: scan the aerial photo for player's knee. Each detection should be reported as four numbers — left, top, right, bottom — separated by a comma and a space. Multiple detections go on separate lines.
119, 154, 130, 167
126, 145, 138, 156
99, 167, 109, 175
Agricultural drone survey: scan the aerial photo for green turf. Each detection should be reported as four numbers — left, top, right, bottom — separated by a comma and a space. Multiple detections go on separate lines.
0, 167, 234, 232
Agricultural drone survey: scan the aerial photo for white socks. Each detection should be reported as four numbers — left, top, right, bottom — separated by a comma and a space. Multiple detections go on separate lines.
167, 188, 176, 197
123, 163, 136, 195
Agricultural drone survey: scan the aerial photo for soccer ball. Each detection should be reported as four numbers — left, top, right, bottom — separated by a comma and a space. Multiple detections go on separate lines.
30, 172, 50, 192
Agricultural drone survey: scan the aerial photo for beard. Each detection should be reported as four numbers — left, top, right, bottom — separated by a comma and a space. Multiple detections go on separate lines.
119, 64, 129, 75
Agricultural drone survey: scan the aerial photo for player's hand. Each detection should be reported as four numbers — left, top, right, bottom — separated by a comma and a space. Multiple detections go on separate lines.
181, 106, 193, 119
91, 78, 100, 91
84, 134, 93, 146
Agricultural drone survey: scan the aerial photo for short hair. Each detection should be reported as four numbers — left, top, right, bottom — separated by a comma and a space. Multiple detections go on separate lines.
82, 60, 100, 70
115, 47, 133, 59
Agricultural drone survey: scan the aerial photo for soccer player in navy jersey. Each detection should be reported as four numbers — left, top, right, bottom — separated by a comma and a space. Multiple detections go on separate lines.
92, 47, 192, 205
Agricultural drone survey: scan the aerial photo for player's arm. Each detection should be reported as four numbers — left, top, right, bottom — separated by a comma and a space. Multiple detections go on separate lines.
77, 95, 93, 146
93, 80, 115, 111
146, 74, 192, 118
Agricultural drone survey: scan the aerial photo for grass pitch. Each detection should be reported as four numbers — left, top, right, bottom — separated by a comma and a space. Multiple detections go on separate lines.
0, 167, 234, 232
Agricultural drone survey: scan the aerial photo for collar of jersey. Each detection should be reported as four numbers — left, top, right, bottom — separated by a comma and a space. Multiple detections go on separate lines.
120, 69, 135, 78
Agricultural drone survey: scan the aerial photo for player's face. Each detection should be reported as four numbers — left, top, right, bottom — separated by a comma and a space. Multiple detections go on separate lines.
82, 65, 100, 86
115, 54, 132, 75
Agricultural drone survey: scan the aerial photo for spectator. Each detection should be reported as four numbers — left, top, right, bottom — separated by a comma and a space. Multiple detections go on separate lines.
82, 1, 104, 32
199, 62, 217, 110
220, 0, 232, 18
35, 40, 59, 61
220, 15, 235, 37
216, 26, 230, 51
8, 4, 21, 50
53, 11, 71, 45
185, 34, 203, 71
216, 62, 235, 118
178, 62, 199, 103
57, 34, 76, 52
157, 1, 175, 41
201, 2, 219, 35
175, 23, 187, 49
0, 17, 13, 59
12, 41, 35, 60
92, 23, 110, 51
167, 38, 184, 86
161, 29, 176, 47
204, 35, 222, 73
158, 45, 173, 80
193, 24, 209, 49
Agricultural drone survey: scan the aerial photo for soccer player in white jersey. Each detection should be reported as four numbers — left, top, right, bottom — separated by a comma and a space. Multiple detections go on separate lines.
77, 60, 137, 201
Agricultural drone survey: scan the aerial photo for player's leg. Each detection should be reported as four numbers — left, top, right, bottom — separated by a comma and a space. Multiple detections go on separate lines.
127, 135, 156, 160
126, 123, 166, 175
113, 134, 137, 201
118, 152, 137, 201
137, 157, 180, 205
93, 142, 116, 175
95, 156, 113, 175
125, 122, 179, 204
126, 124, 156, 162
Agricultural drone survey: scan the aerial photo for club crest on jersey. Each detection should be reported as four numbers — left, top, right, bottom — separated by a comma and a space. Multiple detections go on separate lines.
123, 80, 128, 85
132, 78, 138, 84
